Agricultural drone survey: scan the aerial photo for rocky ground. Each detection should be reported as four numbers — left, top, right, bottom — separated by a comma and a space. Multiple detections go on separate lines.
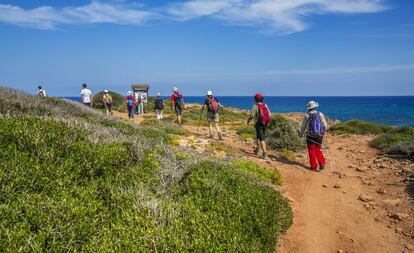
115, 111, 414, 253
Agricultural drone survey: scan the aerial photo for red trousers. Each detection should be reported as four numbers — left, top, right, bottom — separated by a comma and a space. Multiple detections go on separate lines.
307, 144, 325, 170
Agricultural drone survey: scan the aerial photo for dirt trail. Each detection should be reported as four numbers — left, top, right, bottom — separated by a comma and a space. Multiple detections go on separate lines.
113, 111, 414, 253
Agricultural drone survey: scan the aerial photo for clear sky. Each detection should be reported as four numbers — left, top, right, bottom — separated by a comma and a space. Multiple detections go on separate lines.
0, 0, 414, 96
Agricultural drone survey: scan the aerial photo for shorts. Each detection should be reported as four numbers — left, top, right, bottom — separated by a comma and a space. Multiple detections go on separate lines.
104, 103, 112, 111
255, 123, 267, 141
207, 112, 219, 122
175, 107, 183, 116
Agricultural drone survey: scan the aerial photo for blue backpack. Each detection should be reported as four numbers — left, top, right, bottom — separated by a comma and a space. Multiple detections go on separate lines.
127, 98, 133, 106
308, 112, 325, 137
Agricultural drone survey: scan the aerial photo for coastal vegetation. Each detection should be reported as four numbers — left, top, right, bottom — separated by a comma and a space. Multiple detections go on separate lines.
329, 119, 392, 135
93, 91, 126, 112
330, 119, 414, 161
0, 88, 292, 252
236, 114, 305, 151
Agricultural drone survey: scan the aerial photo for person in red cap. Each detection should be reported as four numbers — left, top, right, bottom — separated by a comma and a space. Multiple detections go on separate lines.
247, 93, 272, 160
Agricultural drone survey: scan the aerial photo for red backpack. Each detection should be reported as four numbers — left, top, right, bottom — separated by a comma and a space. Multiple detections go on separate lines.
257, 102, 272, 125
208, 97, 219, 114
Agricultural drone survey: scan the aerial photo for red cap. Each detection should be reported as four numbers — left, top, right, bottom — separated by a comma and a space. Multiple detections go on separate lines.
255, 93, 264, 99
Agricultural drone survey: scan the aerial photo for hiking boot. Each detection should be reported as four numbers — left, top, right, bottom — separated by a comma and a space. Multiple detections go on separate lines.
261, 152, 268, 160
253, 147, 260, 156
319, 165, 325, 171
218, 133, 224, 141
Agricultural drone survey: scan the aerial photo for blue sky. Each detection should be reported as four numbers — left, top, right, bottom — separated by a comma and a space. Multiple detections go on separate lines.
0, 0, 414, 96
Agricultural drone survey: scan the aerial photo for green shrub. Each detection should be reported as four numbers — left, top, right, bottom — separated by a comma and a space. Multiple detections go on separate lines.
232, 160, 282, 185
370, 127, 414, 160
162, 161, 291, 252
236, 125, 256, 140
93, 91, 126, 112
329, 120, 392, 135
266, 115, 305, 151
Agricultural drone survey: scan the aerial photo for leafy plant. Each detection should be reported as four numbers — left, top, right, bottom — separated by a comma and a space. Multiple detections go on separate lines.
329, 119, 392, 135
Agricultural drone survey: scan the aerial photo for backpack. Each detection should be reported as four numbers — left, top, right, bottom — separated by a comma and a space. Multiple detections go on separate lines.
38, 90, 46, 97
257, 102, 272, 125
104, 94, 112, 104
155, 98, 164, 110
175, 94, 183, 109
307, 112, 325, 137
137, 96, 142, 104
127, 97, 133, 107
208, 97, 219, 114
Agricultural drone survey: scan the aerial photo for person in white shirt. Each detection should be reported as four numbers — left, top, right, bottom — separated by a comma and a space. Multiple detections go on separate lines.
36, 86, 47, 97
80, 83, 93, 107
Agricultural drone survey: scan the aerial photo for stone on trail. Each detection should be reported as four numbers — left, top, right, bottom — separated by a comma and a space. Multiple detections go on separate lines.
388, 212, 409, 221
377, 188, 387, 194
322, 184, 328, 188
333, 183, 341, 189
382, 198, 402, 206
406, 244, 414, 250
359, 194, 374, 202
356, 166, 368, 172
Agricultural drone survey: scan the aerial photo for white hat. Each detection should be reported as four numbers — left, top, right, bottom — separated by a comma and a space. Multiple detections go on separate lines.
173, 87, 178, 92
127, 91, 132, 95
207, 90, 213, 96
307, 101, 319, 110
156, 92, 161, 96
104, 89, 109, 93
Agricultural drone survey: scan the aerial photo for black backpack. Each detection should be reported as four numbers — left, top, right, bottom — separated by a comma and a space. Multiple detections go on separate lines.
155, 98, 164, 110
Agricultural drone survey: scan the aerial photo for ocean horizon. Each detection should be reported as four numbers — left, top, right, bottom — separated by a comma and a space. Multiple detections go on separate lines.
64, 96, 414, 127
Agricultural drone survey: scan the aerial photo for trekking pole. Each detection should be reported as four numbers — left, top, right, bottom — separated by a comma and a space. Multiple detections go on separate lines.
297, 129, 335, 173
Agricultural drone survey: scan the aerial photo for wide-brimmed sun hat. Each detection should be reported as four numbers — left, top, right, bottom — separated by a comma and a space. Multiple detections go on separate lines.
207, 90, 213, 96
156, 92, 161, 96
173, 87, 178, 92
307, 101, 319, 110
255, 93, 264, 99
104, 89, 109, 93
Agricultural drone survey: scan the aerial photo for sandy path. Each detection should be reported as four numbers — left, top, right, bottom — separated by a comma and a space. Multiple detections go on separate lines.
113, 111, 413, 253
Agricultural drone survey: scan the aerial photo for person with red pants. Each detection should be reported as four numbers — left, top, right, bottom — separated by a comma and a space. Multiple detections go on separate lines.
299, 101, 328, 172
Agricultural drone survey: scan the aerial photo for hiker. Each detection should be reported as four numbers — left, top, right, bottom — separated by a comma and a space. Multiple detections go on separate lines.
126, 91, 135, 120
247, 93, 272, 160
154, 93, 164, 120
299, 100, 328, 172
102, 90, 113, 116
201, 90, 223, 140
171, 87, 185, 125
136, 92, 144, 115
36, 86, 47, 97
80, 83, 93, 107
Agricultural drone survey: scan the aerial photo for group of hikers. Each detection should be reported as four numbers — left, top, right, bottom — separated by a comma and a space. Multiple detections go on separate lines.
36, 84, 328, 172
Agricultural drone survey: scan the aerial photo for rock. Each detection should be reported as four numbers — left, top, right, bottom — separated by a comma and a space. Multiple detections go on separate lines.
359, 194, 374, 202
322, 184, 328, 188
364, 203, 371, 208
337, 250, 344, 253
389, 212, 409, 221
356, 167, 368, 172
376, 188, 387, 194
383, 198, 402, 206
406, 244, 414, 250
333, 184, 341, 189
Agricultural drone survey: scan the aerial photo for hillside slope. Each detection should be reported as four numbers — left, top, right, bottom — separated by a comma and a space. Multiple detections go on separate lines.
0, 88, 291, 252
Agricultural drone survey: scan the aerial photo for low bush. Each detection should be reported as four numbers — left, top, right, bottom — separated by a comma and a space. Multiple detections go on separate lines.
267, 115, 305, 151
93, 91, 126, 112
232, 160, 282, 185
370, 127, 414, 160
236, 115, 305, 151
237, 125, 256, 140
329, 119, 392, 135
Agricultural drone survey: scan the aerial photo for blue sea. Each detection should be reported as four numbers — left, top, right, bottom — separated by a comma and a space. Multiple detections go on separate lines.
64, 96, 414, 126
